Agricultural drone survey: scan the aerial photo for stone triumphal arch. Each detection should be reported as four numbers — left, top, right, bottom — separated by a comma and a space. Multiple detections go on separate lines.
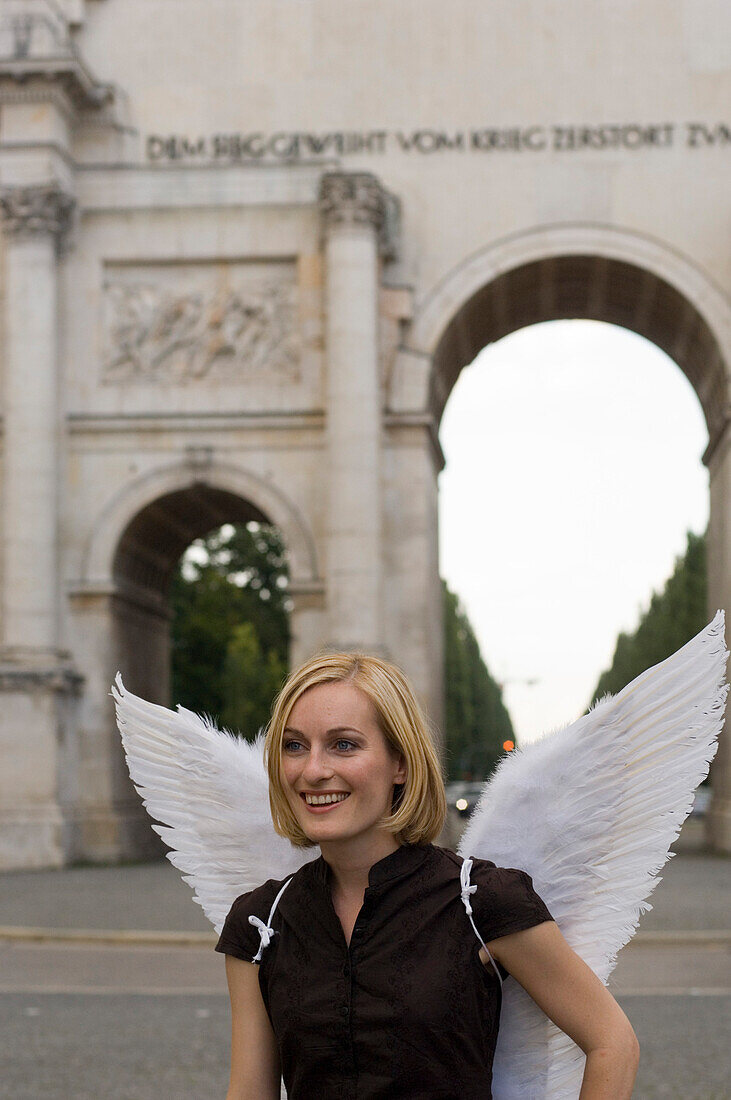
1, 0, 730, 866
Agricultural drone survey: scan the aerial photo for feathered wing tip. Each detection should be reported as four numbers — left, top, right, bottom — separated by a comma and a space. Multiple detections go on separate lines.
460, 611, 728, 1100
112, 675, 309, 933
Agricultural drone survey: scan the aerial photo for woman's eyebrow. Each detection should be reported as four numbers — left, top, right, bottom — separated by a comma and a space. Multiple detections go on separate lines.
283, 726, 363, 736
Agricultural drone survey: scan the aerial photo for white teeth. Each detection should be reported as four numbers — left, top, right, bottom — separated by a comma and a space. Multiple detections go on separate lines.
304, 793, 349, 805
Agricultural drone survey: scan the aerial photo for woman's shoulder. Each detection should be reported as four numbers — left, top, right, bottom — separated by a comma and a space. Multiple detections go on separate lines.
215, 857, 319, 961
432, 845, 553, 940
226, 855, 319, 919
432, 844, 551, 917
432, 843, 534, 884
225, 875, 287, 920
430, 843, 503, 877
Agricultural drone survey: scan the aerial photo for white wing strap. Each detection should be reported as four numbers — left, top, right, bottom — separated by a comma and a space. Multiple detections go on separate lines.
460, 857, 503, 987
249, 876, 293, 963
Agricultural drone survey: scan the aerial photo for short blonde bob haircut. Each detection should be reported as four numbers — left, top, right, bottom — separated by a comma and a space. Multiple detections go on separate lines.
264, 651, 447, 848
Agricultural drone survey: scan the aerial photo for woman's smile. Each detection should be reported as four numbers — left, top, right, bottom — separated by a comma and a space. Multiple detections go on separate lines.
300, 791, 351, 811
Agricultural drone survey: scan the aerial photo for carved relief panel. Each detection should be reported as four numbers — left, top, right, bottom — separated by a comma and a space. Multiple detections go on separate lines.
101, 262, 304, 387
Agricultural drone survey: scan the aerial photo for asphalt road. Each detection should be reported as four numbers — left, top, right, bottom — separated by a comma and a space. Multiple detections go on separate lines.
0, 937, 728, 1099
1, 830, 727, 1097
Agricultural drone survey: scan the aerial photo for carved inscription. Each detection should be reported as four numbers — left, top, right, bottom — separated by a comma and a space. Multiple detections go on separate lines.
102, 279, 301, 383
146, 121, 731, 163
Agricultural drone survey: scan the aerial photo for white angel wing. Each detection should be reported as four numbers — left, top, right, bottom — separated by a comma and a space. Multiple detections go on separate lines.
459, 611, 728, 1100
112, 674, 310, 934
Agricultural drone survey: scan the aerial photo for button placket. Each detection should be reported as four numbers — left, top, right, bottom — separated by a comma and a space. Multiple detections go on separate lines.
339, 940, 357, 1079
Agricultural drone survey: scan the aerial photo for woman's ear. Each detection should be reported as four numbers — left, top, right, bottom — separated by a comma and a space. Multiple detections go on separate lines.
394, 752, 407, 785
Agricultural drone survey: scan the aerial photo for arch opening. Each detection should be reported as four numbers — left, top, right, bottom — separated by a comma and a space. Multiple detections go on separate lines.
111, 484, 287, 712
113, 485, 269, 604
431, 255, 726, 446
439, 318, 709, 752
103, 484, 292, 857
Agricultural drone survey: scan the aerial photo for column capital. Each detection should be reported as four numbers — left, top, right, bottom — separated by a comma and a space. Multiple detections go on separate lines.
319, 171, 400, 259
0, 184, 75, 244
319, 171, 385, 231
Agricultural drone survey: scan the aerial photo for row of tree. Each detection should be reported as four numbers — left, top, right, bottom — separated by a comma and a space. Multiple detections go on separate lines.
169, 524, 513, 780
442, 581, 515, 780
589, 529, 707, 705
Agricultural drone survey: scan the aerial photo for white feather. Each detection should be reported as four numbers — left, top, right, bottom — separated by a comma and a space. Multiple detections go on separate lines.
111, 674, 310, 934
459, 610, 728, 1099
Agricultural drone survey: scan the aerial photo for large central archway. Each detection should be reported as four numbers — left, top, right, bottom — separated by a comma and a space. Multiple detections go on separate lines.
391, 224, 731, 849
430, 254, 725, 443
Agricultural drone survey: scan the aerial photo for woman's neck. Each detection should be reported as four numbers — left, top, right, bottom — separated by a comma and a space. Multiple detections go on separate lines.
320, 832, 402, 897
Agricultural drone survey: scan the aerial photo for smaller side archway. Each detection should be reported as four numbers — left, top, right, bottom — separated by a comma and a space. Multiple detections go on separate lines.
111, 484, 276, 712
81, 458, 320, 593
67, 462, 324, 863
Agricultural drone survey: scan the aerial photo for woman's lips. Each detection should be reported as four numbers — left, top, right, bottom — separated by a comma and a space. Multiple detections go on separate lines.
299, 792, 351, 814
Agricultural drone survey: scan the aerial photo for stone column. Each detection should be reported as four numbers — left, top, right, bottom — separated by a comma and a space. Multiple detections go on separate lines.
0, 184, 78, 868
0, 185, 74, 655
320, 171, 386, 651
706, 425, 731, 852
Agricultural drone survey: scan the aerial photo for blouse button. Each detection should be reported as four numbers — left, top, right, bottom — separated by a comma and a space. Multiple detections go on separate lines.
341, 1005, 350, 1017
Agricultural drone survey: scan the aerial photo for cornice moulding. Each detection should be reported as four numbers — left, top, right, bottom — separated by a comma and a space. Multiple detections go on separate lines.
0, 58, 113, 112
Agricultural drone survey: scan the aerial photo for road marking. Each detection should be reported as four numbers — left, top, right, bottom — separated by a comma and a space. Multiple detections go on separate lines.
1, 926, 727, 948
0, 984, 728, 998
0, 926, 215, 947
0, 985, 228, 996
617, 988, 731, 997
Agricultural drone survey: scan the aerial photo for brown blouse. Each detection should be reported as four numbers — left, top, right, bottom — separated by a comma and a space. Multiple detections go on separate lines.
216, 843, 553, 1100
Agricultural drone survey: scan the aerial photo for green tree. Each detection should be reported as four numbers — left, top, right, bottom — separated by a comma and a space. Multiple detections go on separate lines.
589, 530, 707, 705
169, 522, 290, 737
442, 580, 515, 780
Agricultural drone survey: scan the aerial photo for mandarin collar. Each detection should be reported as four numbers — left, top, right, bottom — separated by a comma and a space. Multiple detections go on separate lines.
312, 843, 432, 889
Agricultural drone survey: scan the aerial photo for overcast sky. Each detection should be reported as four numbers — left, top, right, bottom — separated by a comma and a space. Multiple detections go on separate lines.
438, 320, 709, 746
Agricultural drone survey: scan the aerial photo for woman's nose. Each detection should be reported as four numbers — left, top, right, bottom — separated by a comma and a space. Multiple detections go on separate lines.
301, 746, 334, 783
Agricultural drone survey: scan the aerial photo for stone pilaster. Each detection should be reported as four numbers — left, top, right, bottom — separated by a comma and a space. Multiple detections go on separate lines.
1, 184, 74, 654
320, 172, 387, 651
0, 6, 113, 869
0, 182, 77, 868
706, 423, 731, 852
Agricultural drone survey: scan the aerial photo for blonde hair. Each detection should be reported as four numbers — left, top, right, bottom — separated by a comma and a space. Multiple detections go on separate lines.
265, 651, 447, 848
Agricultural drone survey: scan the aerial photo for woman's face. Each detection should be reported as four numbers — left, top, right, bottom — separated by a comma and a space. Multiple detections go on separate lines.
280, 680, 407, 847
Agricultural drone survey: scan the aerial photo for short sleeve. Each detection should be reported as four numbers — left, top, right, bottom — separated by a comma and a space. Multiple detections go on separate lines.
468, 860, 553, 945
214, 879, 281, 963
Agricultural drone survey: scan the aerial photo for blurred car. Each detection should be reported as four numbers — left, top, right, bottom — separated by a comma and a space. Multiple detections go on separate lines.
689, 786, 711, 817
445, 781, 487, 820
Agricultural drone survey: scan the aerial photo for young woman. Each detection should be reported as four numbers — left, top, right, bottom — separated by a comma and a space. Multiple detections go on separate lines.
215, 651, 639, 1100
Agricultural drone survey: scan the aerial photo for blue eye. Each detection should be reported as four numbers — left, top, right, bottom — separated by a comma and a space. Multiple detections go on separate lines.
335, 738, 357, 752
283, 739, 303, 753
